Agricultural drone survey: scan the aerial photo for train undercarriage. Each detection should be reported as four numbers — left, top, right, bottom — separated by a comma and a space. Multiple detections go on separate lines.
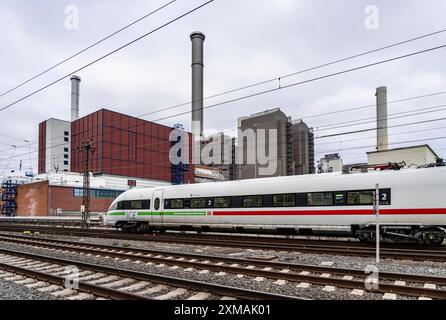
354, 225, 446, 245
114, 221, 446, 245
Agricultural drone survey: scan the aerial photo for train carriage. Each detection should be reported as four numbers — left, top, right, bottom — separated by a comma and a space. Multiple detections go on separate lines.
106, 166, 446, 244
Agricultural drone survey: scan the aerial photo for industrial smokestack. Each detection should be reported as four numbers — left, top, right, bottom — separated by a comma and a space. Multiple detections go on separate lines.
376, 86, 388, 151
70, 75, 81, 122
190, 31, 205, 141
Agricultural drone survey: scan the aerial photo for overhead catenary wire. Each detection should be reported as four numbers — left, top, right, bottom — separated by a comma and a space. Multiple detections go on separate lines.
2, 111, 446, 165
0, 0, 177, 100
2, 31, 446, 166
152, 43, 446, 123
2, 25, 446, 151
137, 27, 446, 118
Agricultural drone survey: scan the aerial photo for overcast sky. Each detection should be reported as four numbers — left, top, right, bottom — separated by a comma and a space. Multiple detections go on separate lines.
1, 0, 446, 175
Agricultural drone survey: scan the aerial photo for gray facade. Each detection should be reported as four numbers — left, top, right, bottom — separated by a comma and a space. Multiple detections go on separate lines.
292, 120, 315, 175
237, 108, 315, 180
238, 108, 288, 179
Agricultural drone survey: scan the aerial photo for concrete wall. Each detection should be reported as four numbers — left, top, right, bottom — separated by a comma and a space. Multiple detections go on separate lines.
45, 118, 71, 173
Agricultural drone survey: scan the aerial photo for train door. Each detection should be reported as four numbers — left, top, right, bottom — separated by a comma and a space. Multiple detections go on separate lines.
152, 189, 164, 225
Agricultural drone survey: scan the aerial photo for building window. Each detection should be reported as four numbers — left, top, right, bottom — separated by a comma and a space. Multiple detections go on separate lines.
64, 131, 69, 136
64, 154, 69, 159
64, 137, 69, 142
64, 160, 69, 165
243, 195, 262, 207
273, 194, 296, 207
74, 189, 83, 197
64, 148, 69, 152
307, 192, 332, 206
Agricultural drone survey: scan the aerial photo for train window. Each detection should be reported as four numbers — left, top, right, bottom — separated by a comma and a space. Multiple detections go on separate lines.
116, 201, 124, 210
154, 198, 160, 210
121, 201, 132, 210
243, 195, 262, 207
273, 194, 296, 207
130, 200, 143, 210
170, 199, 184, 209
347, 191, 374, 205
190, 198, 207, 208
109, 203, 118, 211
214, 197, 231, 208
334, 192, 345, 205
307, 193, 332, 206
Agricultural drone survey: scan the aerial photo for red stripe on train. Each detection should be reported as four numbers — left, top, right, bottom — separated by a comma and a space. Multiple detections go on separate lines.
211, 208, 446, 216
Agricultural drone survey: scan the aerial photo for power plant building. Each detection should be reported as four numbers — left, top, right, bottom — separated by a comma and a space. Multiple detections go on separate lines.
70, 109, 194, 184
237, 108, 315, 179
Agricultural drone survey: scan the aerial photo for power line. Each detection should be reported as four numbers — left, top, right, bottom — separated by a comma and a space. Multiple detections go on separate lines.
3, 43, 446, 164
317, 116, 446, 139
0, 0, 215, 113
2, 26, 445, 150
2, 112, 446, 165
137, 27, 446, 119
152, 43, 446, 123
315, 103, 446, 131
0, 1, 177, 100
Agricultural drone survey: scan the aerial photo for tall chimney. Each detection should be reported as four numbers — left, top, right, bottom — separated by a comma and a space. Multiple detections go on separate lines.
190, 32, 205, 141
70, 75, 81, 122
376, 86, 388, 151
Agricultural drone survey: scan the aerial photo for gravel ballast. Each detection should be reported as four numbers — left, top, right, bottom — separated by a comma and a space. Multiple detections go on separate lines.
1, 232, 444, 300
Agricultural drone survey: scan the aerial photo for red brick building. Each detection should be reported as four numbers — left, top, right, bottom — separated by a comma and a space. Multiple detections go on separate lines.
70, 109, 194, 184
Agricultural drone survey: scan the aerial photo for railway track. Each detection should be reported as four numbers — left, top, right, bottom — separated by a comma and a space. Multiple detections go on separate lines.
0, 225, 445, 261
0, 233, 445, 300
0, 246, 300, 301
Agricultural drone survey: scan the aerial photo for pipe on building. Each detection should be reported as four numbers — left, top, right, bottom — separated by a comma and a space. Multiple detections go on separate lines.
376, 86, 388, 151
70, 75, 81, 122
190, 32, 205, 141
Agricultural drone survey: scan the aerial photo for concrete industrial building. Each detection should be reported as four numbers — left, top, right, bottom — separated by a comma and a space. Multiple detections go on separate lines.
200, 133, 237, 181
237, 108, 315, 179
318, 153, 343, 173
292, 120, 316, 175
367, 145, 440, 168
38, 118, 71, 174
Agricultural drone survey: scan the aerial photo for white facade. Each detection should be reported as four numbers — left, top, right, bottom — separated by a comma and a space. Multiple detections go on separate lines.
28, 171, 170, 190
44, 119, 71, 173
367, 145, 439, 168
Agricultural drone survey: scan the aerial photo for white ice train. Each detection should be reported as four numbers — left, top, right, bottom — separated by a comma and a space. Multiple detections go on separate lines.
105, 166, 446, 244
